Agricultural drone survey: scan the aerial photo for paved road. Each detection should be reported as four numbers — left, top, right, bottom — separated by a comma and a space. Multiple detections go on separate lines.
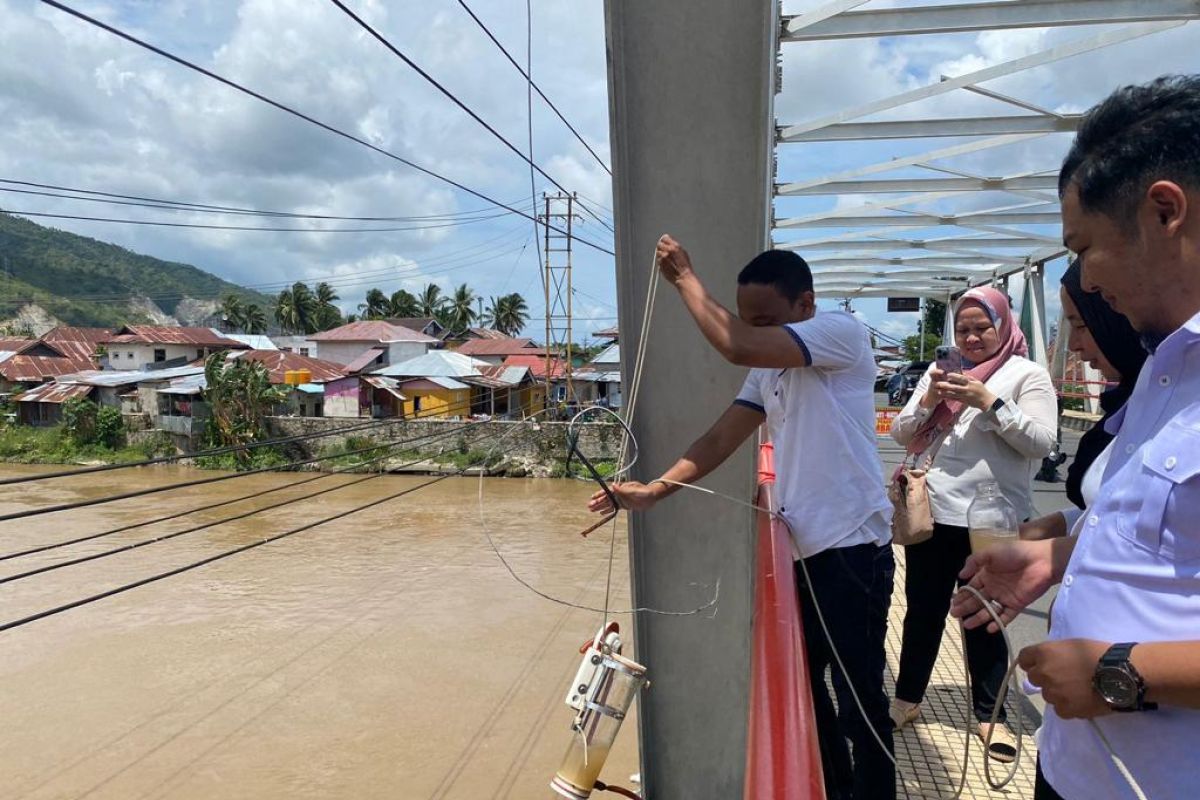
877, 407, 1082, 717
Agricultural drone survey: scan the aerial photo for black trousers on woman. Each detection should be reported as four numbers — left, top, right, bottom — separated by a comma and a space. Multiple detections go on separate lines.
894, 522, 1009, 722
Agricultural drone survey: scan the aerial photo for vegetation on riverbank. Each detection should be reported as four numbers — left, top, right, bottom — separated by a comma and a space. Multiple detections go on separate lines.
0, 424, 173, 466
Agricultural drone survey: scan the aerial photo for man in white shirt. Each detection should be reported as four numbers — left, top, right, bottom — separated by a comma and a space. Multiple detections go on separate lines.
589, 239, 895, 799
952, 75, 1200, 800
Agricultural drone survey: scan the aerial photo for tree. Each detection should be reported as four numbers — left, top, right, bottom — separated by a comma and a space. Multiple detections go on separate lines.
418, 283, 446, 317
388, 289, 420, 318
220, 293, 245, 332
482, 292, 530, 336
203, 353, 288, 467
242, 303, 268, 335
315, 282, 343, 331
274, 282, 319, 334
442, 283, 478, 335
903, 333, 941, 361
924, 299, 948, 341
358, 288, 389, 320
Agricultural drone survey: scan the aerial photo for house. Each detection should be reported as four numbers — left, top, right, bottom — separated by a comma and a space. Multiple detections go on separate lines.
388, 317, 449, 342
307, 321, 437, 367
592, 325, 619, 343
216, 332, 278, 351
463, 327, 509, 341
371, 350, 489, 419
501, 353, 565, 407
574, 342, 623, 409
12, 381, 96, 426
271, 335, 316, 356
103, 326, 247, 371
225, 349, 346, 418
454, 336, 546, 365
0, 339, 102, 393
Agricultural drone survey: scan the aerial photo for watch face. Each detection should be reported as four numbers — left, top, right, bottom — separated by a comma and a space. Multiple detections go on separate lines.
1096, 667, 1138, 708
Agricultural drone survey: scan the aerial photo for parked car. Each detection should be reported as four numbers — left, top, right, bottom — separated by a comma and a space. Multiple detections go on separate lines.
886, 361, 931, 406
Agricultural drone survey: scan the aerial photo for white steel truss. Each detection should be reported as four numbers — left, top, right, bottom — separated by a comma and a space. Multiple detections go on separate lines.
773, 0, 1200, 305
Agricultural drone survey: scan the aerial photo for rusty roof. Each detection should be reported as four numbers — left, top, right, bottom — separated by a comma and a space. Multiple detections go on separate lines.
308, 320, 438, 344
342, 347, 386, 375
501, 354, 567, 379
455, 337, 545, 357
42, 327, 113, 346
0, 355, 97, 382
105, 325, 247, 347
0, 338, 36, 353
465, 327, 509, 340
13, 382, 94, 404
227, 350, 347, 385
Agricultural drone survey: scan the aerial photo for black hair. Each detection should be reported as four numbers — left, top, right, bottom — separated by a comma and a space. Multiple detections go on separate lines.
1059, 75, 1200, 226
736, 249, 814, 303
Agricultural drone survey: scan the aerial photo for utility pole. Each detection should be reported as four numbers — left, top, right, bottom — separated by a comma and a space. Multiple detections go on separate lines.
541, 192, 579, 408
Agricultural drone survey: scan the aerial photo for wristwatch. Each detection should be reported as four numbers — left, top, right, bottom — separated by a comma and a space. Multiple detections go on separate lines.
989, 397, 1006, 414
1093, 642, 1157, 712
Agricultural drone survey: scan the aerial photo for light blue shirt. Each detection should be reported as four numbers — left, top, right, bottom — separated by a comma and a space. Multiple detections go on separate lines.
1042, 311, 1200, 800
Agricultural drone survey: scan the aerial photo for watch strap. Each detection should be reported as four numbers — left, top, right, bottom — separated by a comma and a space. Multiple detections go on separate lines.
989, 396, 1006, 413
1098, 642, 1158, 712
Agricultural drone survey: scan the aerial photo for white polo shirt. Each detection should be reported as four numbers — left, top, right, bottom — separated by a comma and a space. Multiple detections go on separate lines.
735, 311, 891, 558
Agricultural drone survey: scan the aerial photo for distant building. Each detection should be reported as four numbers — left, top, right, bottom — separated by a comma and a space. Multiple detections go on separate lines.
454, 336, 546, 365
575, 342, 622, 409
388, 317, 449, 342
103, 326, 246, 371
307, 321, 437, 367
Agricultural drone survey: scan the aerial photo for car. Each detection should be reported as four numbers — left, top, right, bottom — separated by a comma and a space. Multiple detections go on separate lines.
886, 361, 931, 406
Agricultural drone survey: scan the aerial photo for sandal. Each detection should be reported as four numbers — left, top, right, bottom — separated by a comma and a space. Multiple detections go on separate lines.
889, 699, 921, 730
978, 722, 1017, 763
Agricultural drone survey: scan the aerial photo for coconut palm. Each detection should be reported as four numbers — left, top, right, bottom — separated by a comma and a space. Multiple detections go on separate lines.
483, 292, 530, 336
314, 282, 343, 330
388, 289, 420, 318
242, 303, 268, 335
358, 288, 389, 320
220, 293, 245, 332
274, 282, 319, 334
419, 283, 446, 317
442, 283, 478, 335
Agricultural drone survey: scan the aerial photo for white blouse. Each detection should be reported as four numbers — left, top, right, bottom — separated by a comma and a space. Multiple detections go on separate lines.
891, 356, 1059, 527
1061, 440, 1114, 535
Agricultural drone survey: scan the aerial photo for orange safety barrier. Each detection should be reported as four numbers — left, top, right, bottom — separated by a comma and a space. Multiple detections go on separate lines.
744, 442, 826, 800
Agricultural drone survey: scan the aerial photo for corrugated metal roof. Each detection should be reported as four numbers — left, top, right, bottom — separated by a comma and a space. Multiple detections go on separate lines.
342, 347, 386, 375
308, 321, 438, 344
216, 332, 279, 350
465, 327, 509, 340
589, 343, 620, 366
1, 355, 95, 382
56, 365, 206, 387
157, 374, 208, 395
574, 371, 622, 383
362, 375, 406, 400
13, 382, 94, 404
388, 317, 446, 338
105, 325, 247, 347
501, 354, 567, 380
227, 350, 345, 384
0, 338, 35, 353
468, 365, 529, 388
400, 376, 469, 391
373, 350, 489, 379
592, 325, 619, 339
42, 327, 112, 346
455, 337, 545, 357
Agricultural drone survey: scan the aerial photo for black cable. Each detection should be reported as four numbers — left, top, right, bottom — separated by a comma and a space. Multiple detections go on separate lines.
325, 0, 616, 237
0, 414, 494, 561
0, 208, 503, 234
0, 473, 454, 633
0, 416, 486, 522
0, 426, 508, 585
0, 178, 518, 221
526, 0, 547, 305
38, 1, 615, 257
454, 0, 611, 177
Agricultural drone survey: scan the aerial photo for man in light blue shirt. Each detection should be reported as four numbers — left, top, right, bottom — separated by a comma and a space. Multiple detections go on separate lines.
953, 75, 1200, 800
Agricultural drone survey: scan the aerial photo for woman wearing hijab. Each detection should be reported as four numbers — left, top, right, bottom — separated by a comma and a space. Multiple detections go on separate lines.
1021, 260, 1148, 539
889, 287, 1058, 761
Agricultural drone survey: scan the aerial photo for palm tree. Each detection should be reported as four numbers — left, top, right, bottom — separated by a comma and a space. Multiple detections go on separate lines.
274, 282, 319, 334
243, 303, 268, 335
220, 293, 245, 332
315, 282, 343, 330
443, 283, 478, 335
358, 288, 389, 320
419, 283, 446, 317
484, 292, 529, 336
388, 289, 420, 318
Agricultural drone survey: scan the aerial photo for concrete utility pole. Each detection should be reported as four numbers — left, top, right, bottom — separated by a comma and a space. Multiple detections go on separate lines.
605, 1, 774, 796
541, 192, 578, 406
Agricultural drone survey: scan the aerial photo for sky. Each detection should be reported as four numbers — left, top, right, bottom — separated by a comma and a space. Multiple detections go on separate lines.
1, 1, 1198, 348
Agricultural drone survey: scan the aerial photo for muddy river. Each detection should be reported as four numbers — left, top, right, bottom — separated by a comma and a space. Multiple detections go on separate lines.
0, 465, 638, 799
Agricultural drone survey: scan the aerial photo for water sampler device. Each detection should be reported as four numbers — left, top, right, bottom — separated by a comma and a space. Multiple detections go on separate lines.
549, 622, 647, 799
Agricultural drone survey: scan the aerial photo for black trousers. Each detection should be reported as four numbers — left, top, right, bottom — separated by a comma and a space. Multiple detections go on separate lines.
795, 543, 896, 800
1035, 758, 1066, 800
894, 522, 1010, 723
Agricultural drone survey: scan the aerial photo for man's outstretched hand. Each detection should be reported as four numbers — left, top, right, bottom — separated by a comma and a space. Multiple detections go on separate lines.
656, 235, 696, 286
587, 481, 661, 514
951, 539, 1057, 633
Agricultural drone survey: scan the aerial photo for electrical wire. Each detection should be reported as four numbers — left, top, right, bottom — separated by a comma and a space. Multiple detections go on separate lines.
453, 0, 611, 177
0, 426, 511, 585
37, 1, 614, 257
525, 0, 547, 305
0, 179, 525, 221
325, 0, 615, 237
0, 208, 505, 234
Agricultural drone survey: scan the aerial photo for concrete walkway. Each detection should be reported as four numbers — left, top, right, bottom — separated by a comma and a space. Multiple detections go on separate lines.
874, 430, 1079, 798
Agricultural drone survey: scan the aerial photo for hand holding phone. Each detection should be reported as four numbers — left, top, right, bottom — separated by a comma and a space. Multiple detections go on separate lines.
935, 345, 963, 375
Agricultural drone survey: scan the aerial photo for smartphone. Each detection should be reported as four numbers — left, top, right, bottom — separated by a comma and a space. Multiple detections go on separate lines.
935, 345, 963, 375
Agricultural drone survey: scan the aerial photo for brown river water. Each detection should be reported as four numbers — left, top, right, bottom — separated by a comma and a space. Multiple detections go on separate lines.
0, 465, 638, 799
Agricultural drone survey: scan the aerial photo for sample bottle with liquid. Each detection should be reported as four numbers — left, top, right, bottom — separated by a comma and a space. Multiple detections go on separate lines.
967, 481, 1018, 554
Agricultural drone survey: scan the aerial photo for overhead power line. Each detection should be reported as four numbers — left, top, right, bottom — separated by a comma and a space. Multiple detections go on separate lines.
38, 0, 614, 257
325, 0, 615, 235
0, 208, 508, 234
455, 0, 612, 177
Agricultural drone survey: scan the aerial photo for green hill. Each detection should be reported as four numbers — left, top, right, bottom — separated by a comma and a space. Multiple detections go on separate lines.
0, 213, 271, 329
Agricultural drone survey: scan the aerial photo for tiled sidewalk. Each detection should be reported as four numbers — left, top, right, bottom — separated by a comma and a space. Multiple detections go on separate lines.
885, 546, 1038, 799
